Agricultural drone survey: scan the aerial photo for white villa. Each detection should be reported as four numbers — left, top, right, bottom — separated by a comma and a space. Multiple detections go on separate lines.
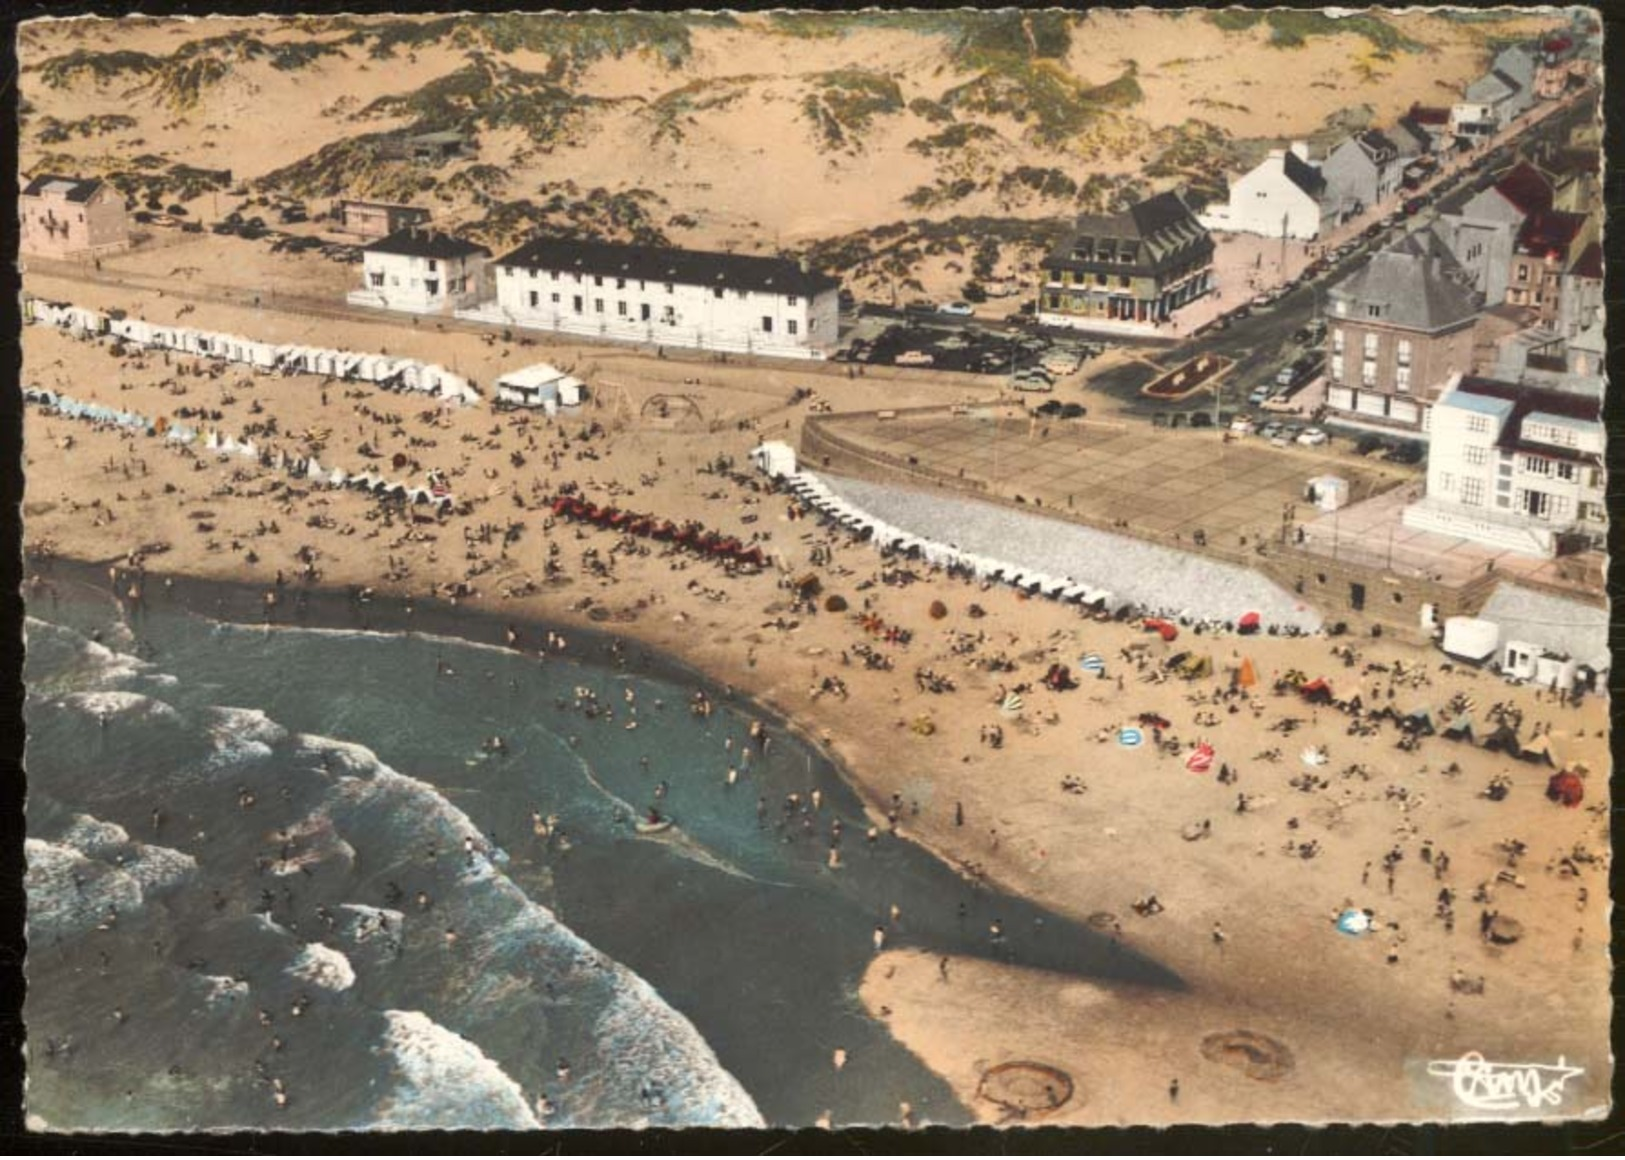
461, 237, 841, 359
1402, 375, 1604, 556
348, 227, 491, 316
1199, 144, 1332, 241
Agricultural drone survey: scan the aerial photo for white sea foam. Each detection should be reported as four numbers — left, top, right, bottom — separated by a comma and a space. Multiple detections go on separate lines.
592, 974, 765, 1128
24, 838, 142, 940
60, 814, 131, 858
203, 706, 289, 749
194, 973, 251, 1007
369, 1010, 540, 1131
56, 690, 177, 721
288, 942, 356, 992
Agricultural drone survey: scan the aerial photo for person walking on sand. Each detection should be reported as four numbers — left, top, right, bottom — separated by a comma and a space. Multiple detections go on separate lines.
1169, 1078, 1180, 1103
873, 924, 886, 952
938, 956, 950, 983
832, 1047, 847, 1071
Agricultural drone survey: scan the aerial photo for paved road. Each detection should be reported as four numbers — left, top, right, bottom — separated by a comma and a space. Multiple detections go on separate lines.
1084, 89, 1598, 417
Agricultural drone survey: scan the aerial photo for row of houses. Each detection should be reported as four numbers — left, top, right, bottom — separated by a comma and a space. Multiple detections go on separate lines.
1199, 28, 1597, 242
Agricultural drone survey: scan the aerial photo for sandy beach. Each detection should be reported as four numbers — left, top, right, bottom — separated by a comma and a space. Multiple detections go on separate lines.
19, 268, 1612, 1125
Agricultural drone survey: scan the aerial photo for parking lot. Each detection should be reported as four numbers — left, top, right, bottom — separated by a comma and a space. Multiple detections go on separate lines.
814, 409, 1405, 550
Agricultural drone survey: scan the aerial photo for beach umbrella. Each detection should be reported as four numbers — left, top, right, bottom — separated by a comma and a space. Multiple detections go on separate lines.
1000, 692, 1024, 715
1299, 677, 1334, 704
1117, 727, 1144, 748
1079, 653, 1106, 675
1143, 618, 1178, 642
1519, 734, 1559, 766
1237, 611, 1261, 635
1233, 657, 1258, 689
1185, 743, 1215, 774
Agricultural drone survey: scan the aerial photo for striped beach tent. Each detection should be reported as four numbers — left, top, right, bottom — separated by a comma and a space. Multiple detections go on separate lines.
1079, 653, 1106, 675
1117, 726, 1144, 748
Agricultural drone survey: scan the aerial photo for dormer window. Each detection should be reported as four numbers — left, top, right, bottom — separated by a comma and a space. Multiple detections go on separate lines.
1366, 304, 1382, 318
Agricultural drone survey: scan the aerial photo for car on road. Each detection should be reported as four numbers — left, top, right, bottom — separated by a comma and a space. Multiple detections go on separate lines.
1297, 427, 1328, 446
938, 302, 975, 316
894, 350, 935, 367
1403, 196, 1427, 216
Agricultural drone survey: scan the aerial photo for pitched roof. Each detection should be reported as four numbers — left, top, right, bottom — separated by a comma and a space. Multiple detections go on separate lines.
1327, 232, 1482, 332
1452, 375, 1599, 461
1568, 240, 1601, 280
364, 226, 490, 260
21, 174, 105, 202
1406, 102, 1451, 126
1466, 71, 1518, 104
1045, 192, 1212, 277
1515, 210, 1587, 258
1491, 162, 1554, 215
1356, 129, 1400, 163
494, 236, 839, 296
1280, 150, 1325, 197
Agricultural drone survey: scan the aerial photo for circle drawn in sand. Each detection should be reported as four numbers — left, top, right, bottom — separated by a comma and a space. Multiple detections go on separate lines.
1201, 1030, 1296, 1081
1085, 911, 1118, 930
977, 1061, 1075, 1117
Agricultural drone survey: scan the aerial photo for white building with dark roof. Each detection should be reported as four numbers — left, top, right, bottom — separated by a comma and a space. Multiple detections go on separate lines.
1198, 144, 1331, 240
463, 238, 841, 359
1402, 376, 1603, 556
347, 226, 491, 315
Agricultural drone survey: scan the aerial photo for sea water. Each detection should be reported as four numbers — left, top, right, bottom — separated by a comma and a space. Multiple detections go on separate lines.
23, 583, 1178, 1131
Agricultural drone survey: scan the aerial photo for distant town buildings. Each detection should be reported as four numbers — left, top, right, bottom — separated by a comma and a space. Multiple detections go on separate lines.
335, 199, 433, 240
1507, 207, 1594, 329
1198, 143, 1330, 241
1038, 192, 1214, 334
1322, 231, 1482, 437
1436, 161, 1554, 301
1319, 130, 1410, 222
463, 237, 842, 359
347, 226, 491, 316
1402, 375, 1603, 557
19, 174, 130, 260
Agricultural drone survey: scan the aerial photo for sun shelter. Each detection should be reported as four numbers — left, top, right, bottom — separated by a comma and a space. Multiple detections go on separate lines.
1181, 654, 1214, 680
1143, 618, 1179, 642
1442, 712, 1478, 742
1300, 677, 1334, 704
1233, 656, 1258, 689
1307, 475, 1350, 512
1545, 768, 1584, 807
1482, 723, 1522, 756
1402, 706, 1437, 735
1237, 610, 1261, 634
556, 376, 585, 406
1518, 733, 1559, 767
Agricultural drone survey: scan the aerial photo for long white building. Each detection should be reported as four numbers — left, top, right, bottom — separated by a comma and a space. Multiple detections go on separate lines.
461, 237, 841, 359
1402, 375, 1604, 556
1198, 144, 1331, 241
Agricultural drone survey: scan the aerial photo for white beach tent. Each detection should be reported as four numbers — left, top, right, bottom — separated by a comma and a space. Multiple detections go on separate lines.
306, 457, 323, 479
556, 376, 585, 407
329, 467, 348, 486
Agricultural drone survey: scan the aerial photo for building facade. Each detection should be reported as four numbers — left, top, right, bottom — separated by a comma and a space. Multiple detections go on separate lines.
347, 227, 491, 315
1436, 162, 1552, 301
1506, 208, 1592, 328
19, 174, 130, 260
465, 238, 841, 359
1198, 146, 1329, 241
1402, 376, 1603, 556
1039, 192, 1214, 334
335, 200, 432, 240
1322, 233, 1483, 437
1319, 130, 1408, 220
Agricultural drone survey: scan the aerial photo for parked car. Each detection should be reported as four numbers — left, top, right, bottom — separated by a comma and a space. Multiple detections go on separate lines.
1248, 386, 1272, 406
893, 350, 935, 367
1230, 416, 1256, 434
1403, 196, 1427, 216
1260, 422, 1283, 441
1297, 427, 1328, 446
938, 302, 975, 316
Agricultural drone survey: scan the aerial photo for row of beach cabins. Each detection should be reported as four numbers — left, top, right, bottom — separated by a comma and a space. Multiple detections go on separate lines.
25, 297, 480, 405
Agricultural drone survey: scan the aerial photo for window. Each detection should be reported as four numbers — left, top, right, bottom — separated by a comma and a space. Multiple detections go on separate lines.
1334, 299, 1347, 317
1118, 275, 1130, 288
572, 295, 583, 313
1330, 353, 1345, 382
787, 319, 798, 336
1515, 264, 1528, 283
369, 271, 384, 288
528, 267, 537, 279
594, 298, 604, 313
762, 316, 773, 334
616, 278, 626, 290
1464, 445, 1488, 466
1361, 360, 1377, 387
550, 292, 560, 305
1396, 339, 1412, 366
665, 283, 674, 294
529, 290, 540, 308
788, 295, 799, 306
1363, 333, 1379, 357
640, 303, 651, 321
617, 301, 628, 317
1395, 364, 1411, 393
736, 290, 747, 300
1550, 494, 1571, 519
1367, 304, 1382, 318
714, 287, 724, 299
594, 275, 603, 287
1467, 414, 1491, 434
1331, 328, 1344, 354
1461, 478, 1485, 506
424, 280, 439, 296
1580, 501, 1606, 522
1555, 461, 1575, 481
1523, 455, 1552, 476
428, 259, 438, 273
